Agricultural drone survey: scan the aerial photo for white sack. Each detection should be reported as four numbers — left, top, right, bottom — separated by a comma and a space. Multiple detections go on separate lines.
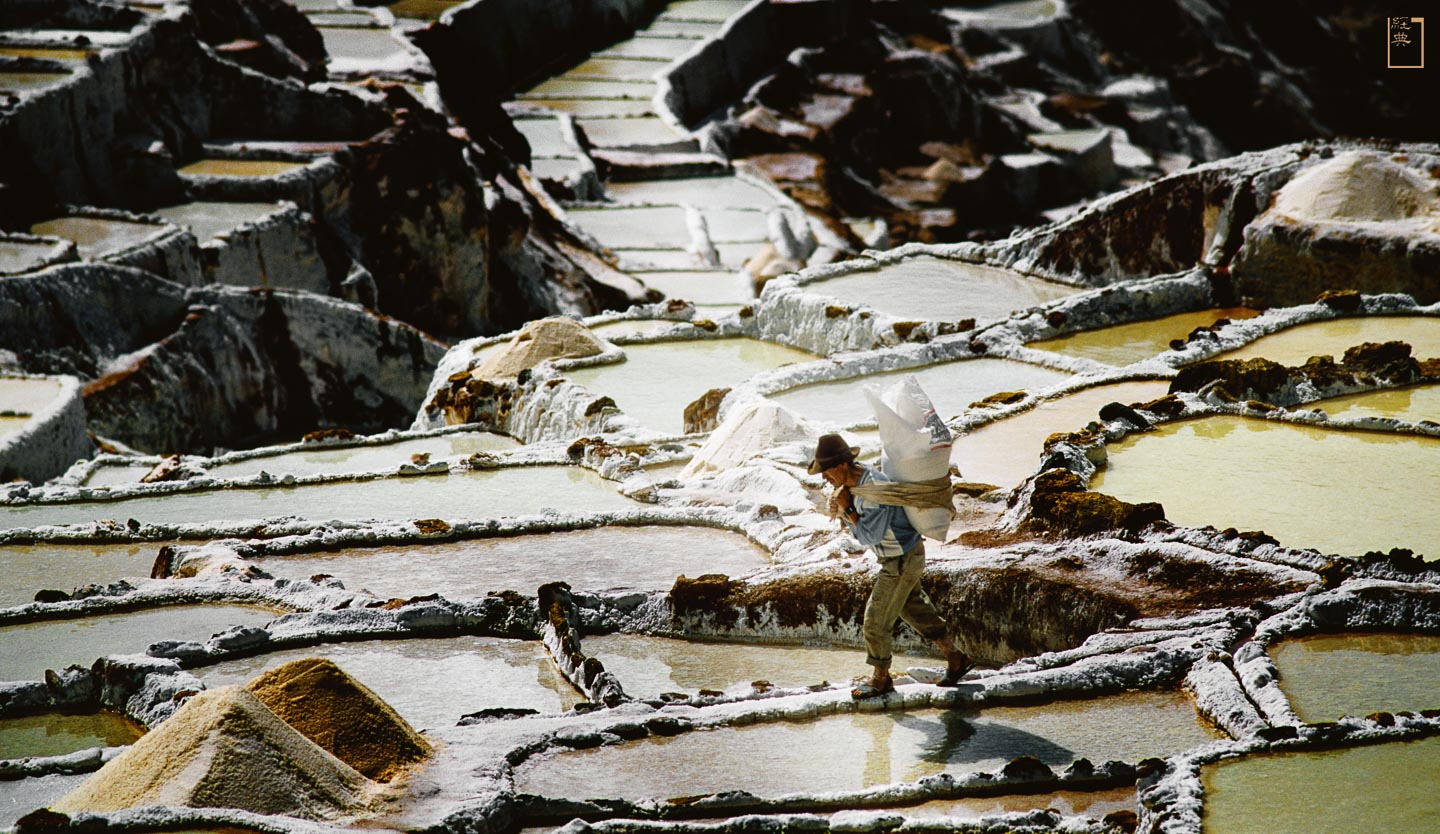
864, 375, 953, 540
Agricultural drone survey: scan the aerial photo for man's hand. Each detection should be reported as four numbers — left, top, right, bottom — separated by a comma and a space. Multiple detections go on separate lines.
827, 486, 855, 521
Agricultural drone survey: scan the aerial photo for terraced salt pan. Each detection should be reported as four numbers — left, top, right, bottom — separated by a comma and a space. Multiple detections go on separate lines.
0, 604, 276, 683
0, 773, 87, 828
615, 248, 707, 270
1, 466, 636, 530
1091, 416, 1440, 556
606, 176, 778, 208
563, 339, 816, 435
714, 241, 767, 269
704, 208, 770, 242
0, 377, 59, 414
0, 415, 28, 440
177, 159, 307, 178
522, 78, 655, 99
196, 636, 580, 729
0, 72, 69, 91
1218, 316, 1440, 365
249, 525, 768, 597
888, 787, 1136, 821
0, 541, 169, 608
582, 635, 934, 698
205, 431, 518, 480
943, 0, 1061, 26
150, 201, 285, 242
588, 319, 688, 338
515, 99, 655, 118
0, 47, 89, 60
769, 358, 1069, 427
1269, 633, 1440, 722
514, 119, 575, 158
1313, 383, 1440, 423
0, 239, 61, 274
1029, 308, 1260, 367
28, 217, 164, 258
80, 463, 152, 488
386, 0, 466, 20
0, 711, 142, 760
565, 58, 663, 82
575, 117, 688, 149
640, 19, 722, 37
315, 26, 410, 64
531, 158, 590, 182
658, 0, 749, 22
803, 257, 1077, 322
598, 36, 698, 61
1202, 737, 1440, 834
951, 380, 1171, 488
634, 271, 751, 307
568, 206, 694, 249
515, 691, 1220, 801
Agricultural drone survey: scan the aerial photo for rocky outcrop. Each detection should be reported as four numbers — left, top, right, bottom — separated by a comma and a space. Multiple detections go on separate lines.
81, 287, 445, 454
1169, 341, 1424, 404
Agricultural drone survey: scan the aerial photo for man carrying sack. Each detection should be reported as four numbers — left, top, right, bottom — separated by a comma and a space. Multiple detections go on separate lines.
810, 432, 973, 699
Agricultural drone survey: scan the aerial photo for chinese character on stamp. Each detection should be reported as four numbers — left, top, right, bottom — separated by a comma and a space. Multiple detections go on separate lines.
1388, 16, 1425, 68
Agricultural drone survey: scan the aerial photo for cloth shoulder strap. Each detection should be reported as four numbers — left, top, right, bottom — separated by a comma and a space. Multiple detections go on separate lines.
850, 476, 954, 513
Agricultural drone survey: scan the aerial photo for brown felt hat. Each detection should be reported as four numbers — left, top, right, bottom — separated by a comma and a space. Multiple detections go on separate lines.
807, 433, 860, 474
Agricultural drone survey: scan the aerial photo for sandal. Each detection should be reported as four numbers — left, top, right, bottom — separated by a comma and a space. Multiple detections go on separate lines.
850, 679, 896, 700
937, 655, 974, 687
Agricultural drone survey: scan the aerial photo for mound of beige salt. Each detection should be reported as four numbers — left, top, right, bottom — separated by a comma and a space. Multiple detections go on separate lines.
1272, 150, 1440, 226
245, 657, 430, 783
473, 316, 605, 379
682, 400, 816, 478
52, 686, 371, 820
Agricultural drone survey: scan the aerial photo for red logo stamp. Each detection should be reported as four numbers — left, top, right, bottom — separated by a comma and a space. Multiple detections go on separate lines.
1388, 16, 1425, 68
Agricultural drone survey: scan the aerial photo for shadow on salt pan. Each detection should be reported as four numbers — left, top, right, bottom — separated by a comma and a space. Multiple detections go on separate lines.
0, 605, 276, 683
251, 526, 768, 597
1091, 415, 1440, 555
196, 636, 581, 730
1202, 737, 1440, 834
1270, 633, 1440, 723
1, 466, 636, 530
514, 691, 1219, 800
802, 256, 1076, 323
581, 634, 932, 697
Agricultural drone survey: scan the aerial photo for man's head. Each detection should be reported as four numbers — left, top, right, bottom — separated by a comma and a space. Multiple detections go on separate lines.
808, 433, 860, 485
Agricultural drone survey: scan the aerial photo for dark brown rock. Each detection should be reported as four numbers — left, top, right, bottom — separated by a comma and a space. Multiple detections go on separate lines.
683, 388, 731, 434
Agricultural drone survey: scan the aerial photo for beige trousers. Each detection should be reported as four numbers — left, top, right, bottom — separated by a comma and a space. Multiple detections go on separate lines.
862, 542, 949, 669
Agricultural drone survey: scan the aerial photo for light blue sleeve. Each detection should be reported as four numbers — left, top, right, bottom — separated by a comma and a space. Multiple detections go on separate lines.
847, 501, 899, 546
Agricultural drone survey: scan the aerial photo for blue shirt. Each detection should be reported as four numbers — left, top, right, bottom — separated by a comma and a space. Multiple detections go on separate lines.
843, 463, 921, 560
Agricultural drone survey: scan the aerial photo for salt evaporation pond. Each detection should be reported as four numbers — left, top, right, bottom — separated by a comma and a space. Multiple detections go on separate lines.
769, 358, 1068, 427
196, 636, 580, 729
176, 159, 306, 178
588, 319, 686, 338
515, 691, 1220, 800
386, 0, 466, 20
0, 415, 28, 439
567, 205, 693, 249
634, 271, 750, 307
250, 525, 767, 597
888, 787, 1136, 821
951, 380, 1171, 488
0, 378, 61, 413
0, 239, 60, 274
0, 72, 69, 92
1, 466, 636, 530
204, 431, 519, 480
1202, 737, 1440, 834
150, 202, 284, 242
564, 339, 815, 435
80, 463, 152, 488
28, 217, 163, 258
314, 26, 410, 64
1269, 633, 1440, 722
1090, 416, 1440, 556
606, 176, 776, 209
1029, 308, 1259, 367
1314, 383, 1440, 424
0, 773, 87, 829
0, 541, 171, 608
802, 257, 1077, 322
582, 634, 934, 697
1218, 316, 1440, 366
0, 711, 142, 760
0, 604, 276, 683
517, 98, 655, 117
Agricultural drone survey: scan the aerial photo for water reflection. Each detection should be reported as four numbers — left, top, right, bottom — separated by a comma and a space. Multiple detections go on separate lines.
1270, 633, 1440, 722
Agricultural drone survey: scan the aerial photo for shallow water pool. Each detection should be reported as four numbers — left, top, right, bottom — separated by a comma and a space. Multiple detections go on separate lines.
0, 541, 169, 608
0, 711, 143, 760
1218, 316, 1440, 366
1269, 632, 1440, 722
204, 432, 519, 480
1029, 308, 1259, 367
1091, 415, 1440, 555
803, 257, 1076, 323
0, 604, 277, 683
177, 159, 307, 178
1312, 383, 1440, 424
250, 525, 768, 597
515, 690, 1219, 800
150, 202, 284, 242
28, 217, 163, 258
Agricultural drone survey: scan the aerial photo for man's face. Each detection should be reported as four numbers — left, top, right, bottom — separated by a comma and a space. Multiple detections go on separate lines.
822, 461, 858, 487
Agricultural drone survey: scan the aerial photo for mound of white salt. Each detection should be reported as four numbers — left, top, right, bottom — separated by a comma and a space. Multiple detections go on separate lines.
1272, 150, 1440, 226
473, 316, 605, 379
682, 400, 816, 478
51, 686, 372, 821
